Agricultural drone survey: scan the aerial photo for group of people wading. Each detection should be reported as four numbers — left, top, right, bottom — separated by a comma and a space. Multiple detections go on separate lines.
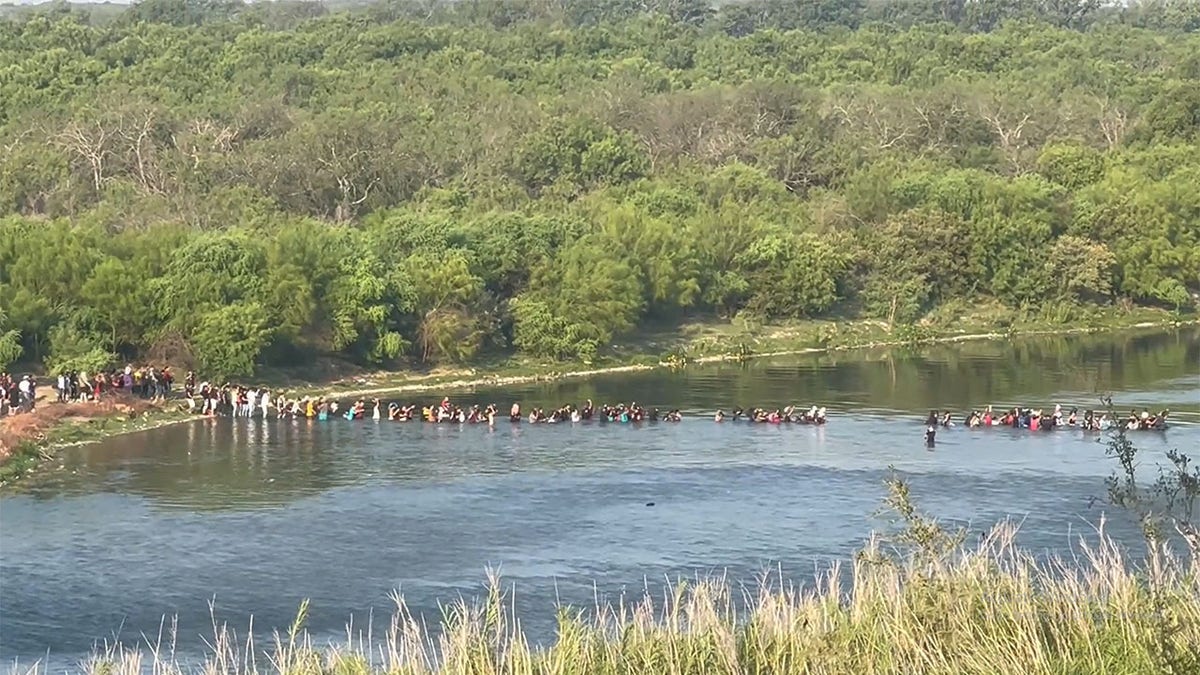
182, 384, 834, 428
715, 406, 828, 424
925, 403, 1170, 445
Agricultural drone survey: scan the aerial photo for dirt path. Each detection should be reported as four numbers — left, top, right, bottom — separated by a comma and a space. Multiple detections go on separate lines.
0, 396, 158, 462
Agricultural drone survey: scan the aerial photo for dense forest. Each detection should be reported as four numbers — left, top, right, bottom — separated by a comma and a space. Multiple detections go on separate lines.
1, 0, 1198, 380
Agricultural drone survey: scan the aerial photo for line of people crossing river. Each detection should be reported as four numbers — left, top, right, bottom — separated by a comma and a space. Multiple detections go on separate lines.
187, 381, 832, 426
186, 379, 1181, 437
927, 404, 1170, 433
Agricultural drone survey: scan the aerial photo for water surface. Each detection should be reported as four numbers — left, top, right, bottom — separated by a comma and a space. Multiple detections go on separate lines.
1, 327, 1197, 666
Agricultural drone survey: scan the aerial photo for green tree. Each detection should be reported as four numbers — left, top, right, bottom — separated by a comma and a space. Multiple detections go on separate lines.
593, 203, 701, 313
0, 308, 21, 371
1036, 143, 1105, 189
518, 235, 645, 358
734, 232, 849, 320
1136, 81, 1200, 145
79, 257, 154, 353
510, 296, 595, 361
190, 302, 274, 382
1042, 235, 1117, 304
326, 253, 414, 364
405, 250, 489, 363
45, 321, 115, 375
513, 118, 647, 194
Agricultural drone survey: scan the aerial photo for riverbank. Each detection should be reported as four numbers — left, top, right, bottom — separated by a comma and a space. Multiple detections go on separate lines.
271, 306, 1197, 401
267, 319, 1158, 402
23, 490, 1200, 675
2, 307, 1195, 487
0, 398, 196, 486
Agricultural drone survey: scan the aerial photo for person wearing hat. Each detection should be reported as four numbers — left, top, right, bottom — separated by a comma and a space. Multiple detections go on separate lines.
18, 375, 33, 412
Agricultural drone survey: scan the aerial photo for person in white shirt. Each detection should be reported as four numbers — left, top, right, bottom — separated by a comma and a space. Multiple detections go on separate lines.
260, 389, 271, 418
247, 389, 258, 418
18, 376, 33, 412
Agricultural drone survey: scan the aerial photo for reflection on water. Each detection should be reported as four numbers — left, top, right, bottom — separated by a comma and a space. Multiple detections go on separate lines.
0, 327, 1197, 666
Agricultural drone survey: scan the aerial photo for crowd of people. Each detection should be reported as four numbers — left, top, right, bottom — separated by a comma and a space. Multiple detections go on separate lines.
188, 391, 701, 425
6, 365, 832, 429
928, 404, 1171, 433
183, 384, 837, 428
1, 365, 178, 417
53, 366, 176, 403
8, 365, 1176, 444
0, 373, 37, 416
715, 406, 828, 424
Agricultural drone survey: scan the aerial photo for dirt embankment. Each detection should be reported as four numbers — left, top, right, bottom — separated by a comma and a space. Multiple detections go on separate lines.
0, 395, 158, 462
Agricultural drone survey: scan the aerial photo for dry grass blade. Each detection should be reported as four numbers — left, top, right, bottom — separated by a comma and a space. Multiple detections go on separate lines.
7, 519, 1191, 675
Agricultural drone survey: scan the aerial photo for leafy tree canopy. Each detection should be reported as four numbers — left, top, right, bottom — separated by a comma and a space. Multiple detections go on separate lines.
0, 0, 1197, 376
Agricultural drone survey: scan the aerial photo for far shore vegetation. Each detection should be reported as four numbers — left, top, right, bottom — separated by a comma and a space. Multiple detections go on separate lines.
2, 0, 1199, 386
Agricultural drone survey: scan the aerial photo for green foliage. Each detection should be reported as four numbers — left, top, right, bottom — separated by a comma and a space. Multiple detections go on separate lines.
0, 1, 1196, 371
45, 322, 115, 374
1042, 236, 1117, 304
859, 208, 976, 324
510, 296, 595, 361
0, 308, 22, 371
405, 250, 487, 363
79, 257, 156, 352
1036, 143, 1105, 189
513, 117, 647, 194
515, 235, 645, 359
734, 232, 848, 320
190, 302, 274, 382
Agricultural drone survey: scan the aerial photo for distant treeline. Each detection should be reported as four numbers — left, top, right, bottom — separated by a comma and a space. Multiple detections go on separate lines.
1, 0, 1198, 380
5, 0, 1200, 32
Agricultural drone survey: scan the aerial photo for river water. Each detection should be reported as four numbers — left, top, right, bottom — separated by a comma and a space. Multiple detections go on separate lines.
1, 328, 1198, 667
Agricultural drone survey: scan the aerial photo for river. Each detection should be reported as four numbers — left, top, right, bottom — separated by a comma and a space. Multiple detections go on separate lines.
1, 327, 1197, 667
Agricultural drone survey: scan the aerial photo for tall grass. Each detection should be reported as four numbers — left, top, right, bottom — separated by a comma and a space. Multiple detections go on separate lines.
11, 518, 1199, 675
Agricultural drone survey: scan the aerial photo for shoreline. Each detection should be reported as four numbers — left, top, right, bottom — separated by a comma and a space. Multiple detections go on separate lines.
2, 315, 1196, 486
313, 317, 1197, 400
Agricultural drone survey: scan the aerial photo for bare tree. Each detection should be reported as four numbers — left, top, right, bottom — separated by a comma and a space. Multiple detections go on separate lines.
1096, 97, 1131, 150
972, 85, 1053, 173
174, 118, 238, 170
54, 119, 114, 192
316, 142, 382, 223
829, 87, 920, 152
116, 106, 171, 196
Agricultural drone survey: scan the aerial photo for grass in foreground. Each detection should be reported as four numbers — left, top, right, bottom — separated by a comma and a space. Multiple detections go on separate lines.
15, 517, 1199, 675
